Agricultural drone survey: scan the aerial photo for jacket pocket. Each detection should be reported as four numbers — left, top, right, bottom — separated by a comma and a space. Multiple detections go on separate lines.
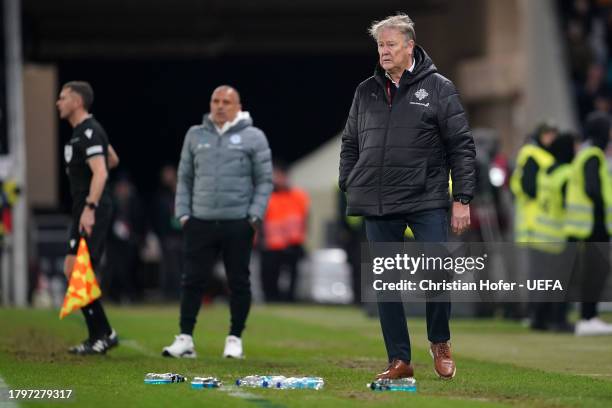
347, 165, 378, 188
344, 155, 363, 188
382, 157, 428, 192
346, 166, 359, 187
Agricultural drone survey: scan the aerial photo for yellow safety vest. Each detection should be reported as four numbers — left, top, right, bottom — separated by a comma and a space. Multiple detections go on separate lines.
531, 164, 571, 253
564, 146, 612, 238
0, 180, 19, 238
3, 181, 19, 206
511, 144, 555, 243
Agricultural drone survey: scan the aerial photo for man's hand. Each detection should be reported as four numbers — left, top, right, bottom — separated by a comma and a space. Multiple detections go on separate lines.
180, 216, 190, 227
248, 215, 261, 231
451, 201, 470, 235
79, 207, 96, 236
108, 145, 120, 169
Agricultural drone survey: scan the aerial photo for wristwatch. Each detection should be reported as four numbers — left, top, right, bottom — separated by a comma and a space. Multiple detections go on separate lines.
85, 201, 98, 210
453, 196, 471, 205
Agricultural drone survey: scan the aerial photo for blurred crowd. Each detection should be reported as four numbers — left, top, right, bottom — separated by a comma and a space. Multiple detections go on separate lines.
561, 0, 612, 123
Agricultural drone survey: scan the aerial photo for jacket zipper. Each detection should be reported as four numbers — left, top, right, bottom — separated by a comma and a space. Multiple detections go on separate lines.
214, 133, 222, 207
378, 82, 393, 215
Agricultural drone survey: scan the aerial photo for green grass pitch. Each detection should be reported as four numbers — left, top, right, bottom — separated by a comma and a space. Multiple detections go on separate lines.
1, 305, 611, 407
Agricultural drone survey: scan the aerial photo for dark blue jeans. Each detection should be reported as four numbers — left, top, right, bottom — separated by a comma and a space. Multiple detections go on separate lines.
365, 208, 451, 363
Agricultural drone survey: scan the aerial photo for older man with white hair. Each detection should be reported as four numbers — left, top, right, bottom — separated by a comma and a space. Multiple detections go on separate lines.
339, 14, 476, 380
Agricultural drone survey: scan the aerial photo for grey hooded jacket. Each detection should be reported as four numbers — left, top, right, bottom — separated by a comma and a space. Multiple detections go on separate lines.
175, 112, 273, 221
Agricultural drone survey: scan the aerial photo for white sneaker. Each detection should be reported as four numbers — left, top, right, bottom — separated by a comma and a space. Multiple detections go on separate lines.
223, 335, 244, 359
575, 318, 612, 336
162, 334, 197, 358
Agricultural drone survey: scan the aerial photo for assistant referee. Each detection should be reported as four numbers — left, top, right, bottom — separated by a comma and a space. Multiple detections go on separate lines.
56, 81, 120, 355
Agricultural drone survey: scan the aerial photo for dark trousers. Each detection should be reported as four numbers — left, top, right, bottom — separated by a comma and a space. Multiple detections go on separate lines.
580, 233, 610, 320
103, 239, 141, 303
160, 236, 183, 300
179, 218, 254, 337
68, 199, 113, 339
260, 246, 302, 302
528, 248, 571, 329
342, 226, 366, 304
365, 209, 451, 363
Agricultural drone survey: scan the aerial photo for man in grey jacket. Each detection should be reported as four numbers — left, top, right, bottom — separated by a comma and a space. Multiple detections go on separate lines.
162, 85, 273, 359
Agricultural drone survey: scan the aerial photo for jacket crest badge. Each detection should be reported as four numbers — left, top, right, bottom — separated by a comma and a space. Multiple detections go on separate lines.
415, 89, 429, 101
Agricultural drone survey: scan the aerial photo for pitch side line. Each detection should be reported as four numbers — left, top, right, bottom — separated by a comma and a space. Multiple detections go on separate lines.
0, 374, 19, 408
219, 387, 287, 408
119, 339, 159, 358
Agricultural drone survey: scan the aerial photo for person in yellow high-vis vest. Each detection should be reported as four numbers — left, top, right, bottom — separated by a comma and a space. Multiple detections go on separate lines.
511, 123, 557, 243
510, 123, 557, 327
529, 132, 575, 332
565, 112, 612, 336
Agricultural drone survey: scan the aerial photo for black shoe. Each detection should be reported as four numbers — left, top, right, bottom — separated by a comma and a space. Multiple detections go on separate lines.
105, 329, 119, 350
68, 338, 93, 354
68, 338, 107, 355
68, 330, 119, 355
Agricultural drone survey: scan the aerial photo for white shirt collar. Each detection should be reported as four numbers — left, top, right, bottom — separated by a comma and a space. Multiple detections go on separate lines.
212, 111, 251, 135
408, 57, 416, 73
385, 57, 416, 88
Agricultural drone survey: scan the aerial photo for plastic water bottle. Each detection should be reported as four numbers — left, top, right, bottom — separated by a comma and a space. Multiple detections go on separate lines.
144, 373, 186, 384
267, 376, 288, 388
369, 377, 416, 392
275, 377, 325, 390
191, 377, 222, 389
236, 375, 258, 387
236, 375, 273, 388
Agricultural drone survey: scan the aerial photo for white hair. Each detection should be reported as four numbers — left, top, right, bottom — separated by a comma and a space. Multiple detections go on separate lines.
368, 13, 416, 43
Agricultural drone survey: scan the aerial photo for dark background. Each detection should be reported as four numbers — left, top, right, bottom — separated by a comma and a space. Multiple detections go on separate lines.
55, 56, 373, 208
20, 0, 452, 211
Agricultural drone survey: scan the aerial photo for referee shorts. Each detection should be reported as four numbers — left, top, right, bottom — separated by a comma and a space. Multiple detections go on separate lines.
67, 200, 113, 268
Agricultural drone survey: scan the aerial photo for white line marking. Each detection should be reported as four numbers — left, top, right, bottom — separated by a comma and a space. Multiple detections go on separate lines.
220, 387, 260, 399
219, 387, 287, 407
576, 373, 612, 377
219, 385, 267, 400
0, 374, 19, 408
120, 340, 158, 358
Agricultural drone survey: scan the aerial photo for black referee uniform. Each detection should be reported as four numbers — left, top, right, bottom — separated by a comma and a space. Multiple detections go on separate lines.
64, 116, 116, 353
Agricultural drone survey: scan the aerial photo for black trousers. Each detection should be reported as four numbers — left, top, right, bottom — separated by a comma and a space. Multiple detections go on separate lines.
580, 233, 610, 320
103, 239, 141, 303
179, 217, 254, 337
528, 248, 571, 329
67, 198, 113, 339
260, 246, 302, 302
365, 209, 451, 364
160, 236, 183, 300
67, 199, 112, 265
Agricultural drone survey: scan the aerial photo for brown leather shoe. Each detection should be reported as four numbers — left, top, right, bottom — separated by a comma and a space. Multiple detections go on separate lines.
430, 342, 456, 379
375, 359, 414, 380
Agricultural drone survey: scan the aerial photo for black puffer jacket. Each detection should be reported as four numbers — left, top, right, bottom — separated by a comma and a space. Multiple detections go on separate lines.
339, 45, 476, 216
